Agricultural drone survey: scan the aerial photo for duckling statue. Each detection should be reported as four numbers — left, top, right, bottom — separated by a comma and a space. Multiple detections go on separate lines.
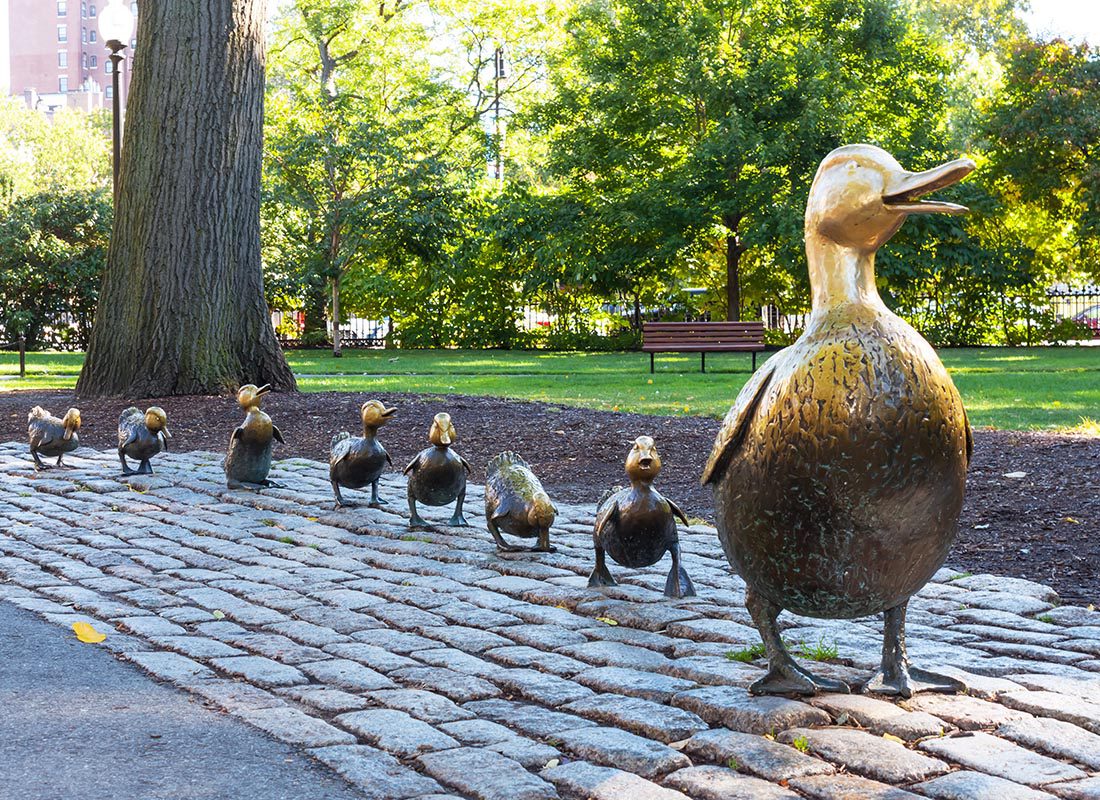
484, 452, 557, 552
224, 384, 284, 489
330, 400, 396, 508
27, 406, 81, 470
702, 144, 974, 698
118, 406, 171, 475
404, 412, 470, 528
589, 436, 695, 598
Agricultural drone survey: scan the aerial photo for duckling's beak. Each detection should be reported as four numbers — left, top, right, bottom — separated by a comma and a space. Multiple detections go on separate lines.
882, 158, 975, 215
62, 428, 73, 441
637, 456, 655, 471
382, 407, 397, 418
255, 385, 271, 396
161, 426, 172, 440
160, 428, 171, 450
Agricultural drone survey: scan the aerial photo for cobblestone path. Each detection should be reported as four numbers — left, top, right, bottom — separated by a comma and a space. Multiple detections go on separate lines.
2, 443, 1098, 800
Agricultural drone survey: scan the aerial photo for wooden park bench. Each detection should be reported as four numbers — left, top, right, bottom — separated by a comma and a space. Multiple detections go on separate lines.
642, 321, 765, 373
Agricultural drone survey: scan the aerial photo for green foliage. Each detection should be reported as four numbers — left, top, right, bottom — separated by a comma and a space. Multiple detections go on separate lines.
726, 643, 767, 662
0, 189, 112, 350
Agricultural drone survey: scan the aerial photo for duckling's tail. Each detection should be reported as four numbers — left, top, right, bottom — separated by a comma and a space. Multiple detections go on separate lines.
27, 406, 47, 422
331, 431, 351, 449
486, 450, 527, 476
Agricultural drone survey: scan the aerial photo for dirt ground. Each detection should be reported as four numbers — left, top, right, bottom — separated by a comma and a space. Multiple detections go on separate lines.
2, 389, 1097, 606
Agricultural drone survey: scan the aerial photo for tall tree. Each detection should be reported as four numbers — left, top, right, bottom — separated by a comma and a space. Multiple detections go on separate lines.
77, 0, 295, 397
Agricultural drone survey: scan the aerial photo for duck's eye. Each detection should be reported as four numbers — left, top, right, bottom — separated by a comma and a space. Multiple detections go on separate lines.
848, 161, 859, 172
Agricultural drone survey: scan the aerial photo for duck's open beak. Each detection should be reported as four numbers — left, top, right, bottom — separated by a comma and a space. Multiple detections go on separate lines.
382, 407, 397, 418
255, 385, 271, 396
161, 428, 171, 450
882, 157, 975, 214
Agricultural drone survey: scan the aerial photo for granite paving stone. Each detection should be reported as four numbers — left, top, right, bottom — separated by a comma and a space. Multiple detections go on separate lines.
541, 761, 690, 800
920, 731, 1088, 786
308, 744, 447, 799
1045, 778, 1100, 800
553, 726, 691, 779
778, 726, 949, 783
682, 728, 836, 781
914, 771, 1059, 800
563, 694, 709, 742
672, 685, 830, 733
298, 658, 397, 691
334, 709, 460, 757
4, 445, 1100, 800
417, 747, 558, 800
663, 765, 802, 799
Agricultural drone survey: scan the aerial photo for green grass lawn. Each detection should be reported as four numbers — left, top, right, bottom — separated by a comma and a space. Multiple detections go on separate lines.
2, 346, 1097, 432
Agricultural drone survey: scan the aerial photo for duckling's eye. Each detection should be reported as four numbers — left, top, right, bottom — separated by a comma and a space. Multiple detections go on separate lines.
848, 161, 859, 172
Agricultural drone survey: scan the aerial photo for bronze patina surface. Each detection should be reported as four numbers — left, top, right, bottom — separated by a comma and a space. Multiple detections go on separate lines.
27, 406, 81, 470
703, 144, 974, 697
404, 412, 471, 528
224, 384, 284, 489
330, 400, 396, 508
484, 451, 557, 552
590, 436, 695, 598
118, 406, 171, 475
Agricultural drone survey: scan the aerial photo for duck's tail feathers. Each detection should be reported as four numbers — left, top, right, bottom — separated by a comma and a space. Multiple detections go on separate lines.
595, 486, 620, 513
119, 406, 142, 425
331, 431, 351, 448
28, 406, 48, 422
486, 450, 528, 476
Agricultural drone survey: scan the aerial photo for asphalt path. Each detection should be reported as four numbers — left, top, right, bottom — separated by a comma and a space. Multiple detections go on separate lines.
0, 602, 365, 800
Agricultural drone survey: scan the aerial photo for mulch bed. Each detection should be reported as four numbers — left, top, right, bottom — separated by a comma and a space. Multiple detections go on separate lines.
2, 388, 1097, 606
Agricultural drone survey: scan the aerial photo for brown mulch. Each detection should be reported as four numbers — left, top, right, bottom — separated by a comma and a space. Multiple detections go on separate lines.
2, 389, 1097, 606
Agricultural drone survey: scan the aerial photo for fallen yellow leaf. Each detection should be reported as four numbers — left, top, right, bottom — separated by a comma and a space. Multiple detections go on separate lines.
211, 610, 226, 619
883, 733, 904, 744
595, 616, 619, 626
72, 622, 106, 643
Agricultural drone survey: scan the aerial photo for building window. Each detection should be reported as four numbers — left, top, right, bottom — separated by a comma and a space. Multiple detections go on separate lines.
90, 54, 97, 67
81, 1, 86, 17
59, 76, 68, 92
58, 51, 68, 67
81, 27, 87, 43
89, 3, 96, 15
130, 2, 137, 15
105, 85, 112, 99
81, 53, 87, 68
130, 37, 136, 49
57, 24, 67, 42
57, 1, 67, 16
90, 30, 96, 42
105, 60, 112, 74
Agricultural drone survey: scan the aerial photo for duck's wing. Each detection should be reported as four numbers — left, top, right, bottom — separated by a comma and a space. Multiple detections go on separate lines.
227, 426, 244, 451
272, 424, 285, 444
403, 453, 421, 475
666, 497, 690, 526
701, 356, 778, 485
594, 497, 620, 541
330, 433, 352, 466
118, 407, 142, 449
459, 455, 472, 475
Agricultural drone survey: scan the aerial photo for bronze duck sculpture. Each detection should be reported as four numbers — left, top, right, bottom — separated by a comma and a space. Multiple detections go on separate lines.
118, 406, 171, 475
590, 436, 695, 598
404, 413, 471, 528
225, 384, 284, 489
484, 451, 556, 552
702, 144, 974, 697
330, 400, 396, 508
27, 406, 81, 470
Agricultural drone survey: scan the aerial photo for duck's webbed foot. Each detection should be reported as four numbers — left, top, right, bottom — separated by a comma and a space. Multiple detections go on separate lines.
138, 460, 154, 475
531, 528, 556, 553
864, 603, 962, 698
587, 547, 617, 588
663, 542, 696, 598
258, 479, 282, 489
368, 483, 388, 509
332, 482, 355, 508
407, 491, 429, 528
746, 589, 849, 697
32, 452, 51, 471
488, 521, 524, 552
447, 493, 469, 527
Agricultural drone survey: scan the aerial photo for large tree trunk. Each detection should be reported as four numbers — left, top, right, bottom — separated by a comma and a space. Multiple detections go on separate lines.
77, 0, 296, 397
723, 214, 743, 322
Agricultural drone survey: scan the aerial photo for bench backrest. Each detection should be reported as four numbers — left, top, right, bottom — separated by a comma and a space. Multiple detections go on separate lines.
642, 321, 765, 345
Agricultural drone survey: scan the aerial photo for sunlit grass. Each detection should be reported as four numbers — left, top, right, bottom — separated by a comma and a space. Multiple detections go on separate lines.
2, 346, 1097, 431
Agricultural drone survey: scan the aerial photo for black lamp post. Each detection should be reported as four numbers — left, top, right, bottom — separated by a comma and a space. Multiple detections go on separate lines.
98, 0, 135, 202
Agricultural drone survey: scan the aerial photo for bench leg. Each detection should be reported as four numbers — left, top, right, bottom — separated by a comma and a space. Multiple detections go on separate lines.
752, 351, 757, 372
701, 352, 706, 373
650, 352, 654, 374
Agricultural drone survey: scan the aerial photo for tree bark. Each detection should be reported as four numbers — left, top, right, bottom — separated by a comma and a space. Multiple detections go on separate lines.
76, 0, 296, 397
723, 214, 743, 322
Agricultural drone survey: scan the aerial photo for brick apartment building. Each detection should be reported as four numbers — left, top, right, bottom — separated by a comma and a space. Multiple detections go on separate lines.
3, 0, 136, 112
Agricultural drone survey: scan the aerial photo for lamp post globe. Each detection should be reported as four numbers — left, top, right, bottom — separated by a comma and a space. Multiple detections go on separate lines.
99, 0, 134, 201
98, 0, 134, 47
